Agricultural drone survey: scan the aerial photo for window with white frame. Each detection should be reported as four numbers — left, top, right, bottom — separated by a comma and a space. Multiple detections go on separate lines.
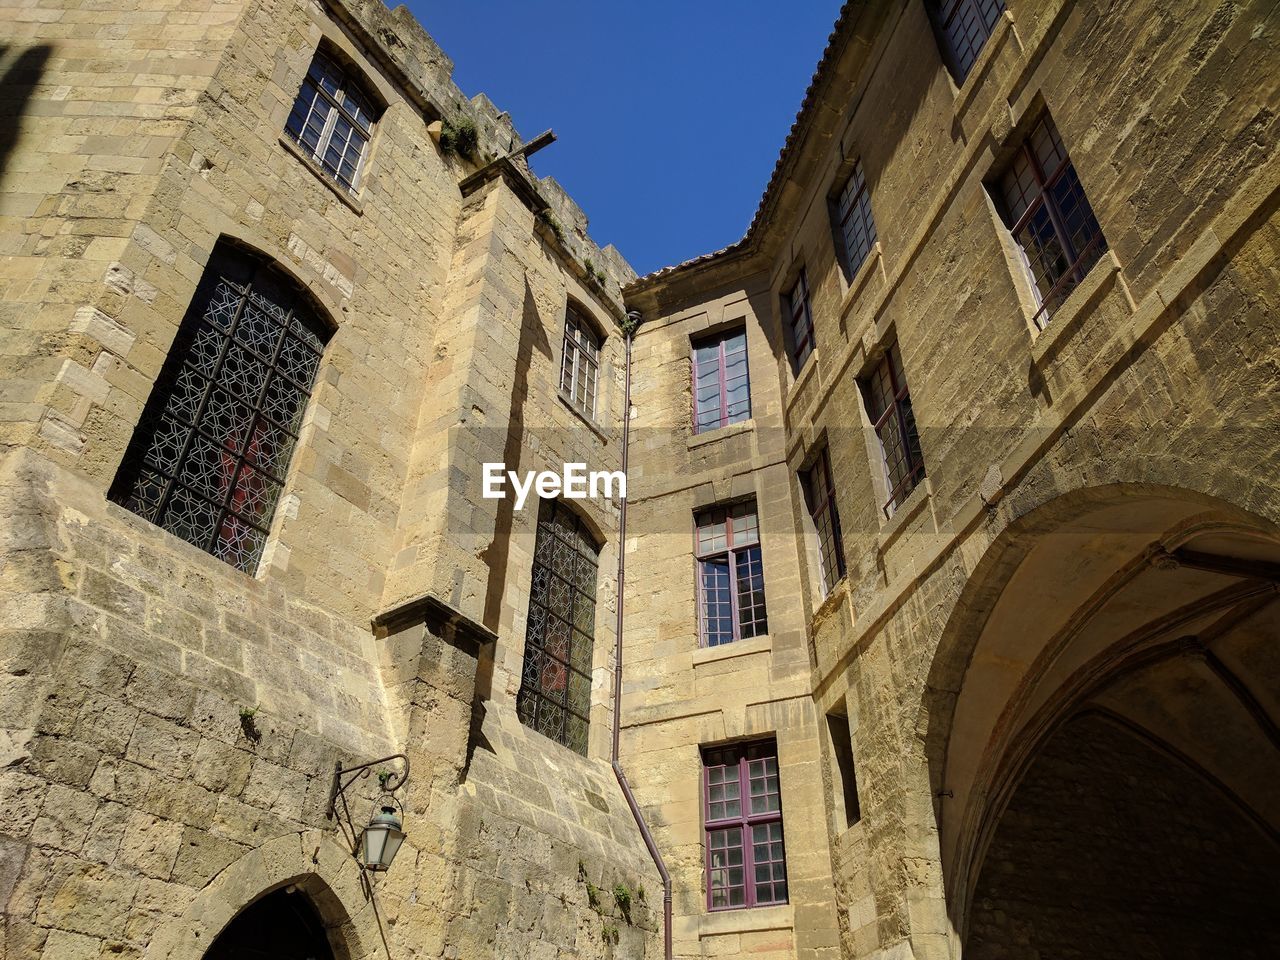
284, 49, 378, 193
560, 303, 602, 420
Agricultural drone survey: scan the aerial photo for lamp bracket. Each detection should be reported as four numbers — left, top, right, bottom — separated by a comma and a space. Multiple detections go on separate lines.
326, 752, 411, 866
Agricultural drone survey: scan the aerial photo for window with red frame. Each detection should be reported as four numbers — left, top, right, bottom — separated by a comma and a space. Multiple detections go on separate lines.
695, 502, 767, 647
516, 499, 600, 755
785, 271, 814, 371
861, 342, 925, 516
692, 328, 751, 433
996, 114, 1108, 328
834, 159, 877, 280
931, 0, 1006, 82
703, 740, 788, 910
560, 304, 602, 420
801, 448, 846, 596
109, 242, 330, 574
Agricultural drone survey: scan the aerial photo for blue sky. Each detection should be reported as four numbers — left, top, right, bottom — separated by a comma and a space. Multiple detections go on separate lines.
404, 1, 845, 277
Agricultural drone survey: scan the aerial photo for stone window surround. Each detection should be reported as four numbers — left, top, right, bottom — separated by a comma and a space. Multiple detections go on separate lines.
691, 325, 752, 435
559, 300, 604, 422
284, 45, 382, 195
694, 499, 768, 648
859, 339, 927, 518
702, 738, 789, 911
831, 157, 878, 283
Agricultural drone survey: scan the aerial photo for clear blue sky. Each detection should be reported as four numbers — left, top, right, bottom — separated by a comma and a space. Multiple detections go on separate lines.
404, 1, 845, 277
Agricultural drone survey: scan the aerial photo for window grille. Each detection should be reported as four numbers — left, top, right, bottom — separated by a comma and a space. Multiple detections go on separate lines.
516, 499, 600, 755
110, 244, 329, 573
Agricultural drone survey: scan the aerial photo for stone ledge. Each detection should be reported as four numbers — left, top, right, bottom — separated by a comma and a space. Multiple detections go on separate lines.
687, 418, 755, 451
277, 135, 364, 216
692, 633, 772, 668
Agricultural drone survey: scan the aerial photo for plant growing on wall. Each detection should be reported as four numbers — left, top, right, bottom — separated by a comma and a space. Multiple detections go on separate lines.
439, 116, 478, 159
238, 705, 261, 743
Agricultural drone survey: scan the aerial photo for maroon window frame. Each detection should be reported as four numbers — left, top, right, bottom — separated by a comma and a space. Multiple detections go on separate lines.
862, 342, 925, 516
784, 271, 814, 371
703, 740, 788, 910
692, 328, 751, 434
801, 448, 845, 596
695, 502, 768, 647
997, 115, 1108, 328
834, 159, 877, 279
560, 304, 601, 419
932, 0, 1006, 81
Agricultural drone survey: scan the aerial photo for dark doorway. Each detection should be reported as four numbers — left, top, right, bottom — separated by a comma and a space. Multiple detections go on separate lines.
968, 712, 1280, 960
203, 886, 337, 960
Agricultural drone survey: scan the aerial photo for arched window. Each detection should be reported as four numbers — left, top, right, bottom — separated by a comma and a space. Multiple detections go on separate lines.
110, 241, 331, 573
516, 499, 601, 755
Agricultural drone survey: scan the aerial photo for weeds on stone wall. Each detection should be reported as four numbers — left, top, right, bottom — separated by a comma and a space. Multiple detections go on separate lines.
238, 705, 261, 743
439, 116, 478, 159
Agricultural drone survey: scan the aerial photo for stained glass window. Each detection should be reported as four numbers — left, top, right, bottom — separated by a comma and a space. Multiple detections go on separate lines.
704, 740, 788, 910
284, 50, 377, 193
517, 499, 601, 755
109, 243, 329, 574
695, 502, 767, 646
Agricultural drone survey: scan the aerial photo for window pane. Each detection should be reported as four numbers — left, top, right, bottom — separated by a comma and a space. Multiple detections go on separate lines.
837, 160, 877, 276
700, 558, 734, 648
109, 246, 328, 574
735, 547, 768, 639
708, 827, 746, 909
285, 50, 375, 193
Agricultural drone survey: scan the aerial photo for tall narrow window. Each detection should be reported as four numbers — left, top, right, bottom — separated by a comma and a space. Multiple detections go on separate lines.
284, 49, 378, 193
785, 271, 814, 371
693, 328, 751, 433
931, 0, 1006, 81
560, 304, 601, 420
110, 243, 329, 574
517, 499, 600, 755
801, 448, 845, 596
834, 159, 877, 279
704, 740, 788, 910
996, 114, 1108, 328
695, 502, 767, 647
826, 709, 861, 830
862, 342, 925, 516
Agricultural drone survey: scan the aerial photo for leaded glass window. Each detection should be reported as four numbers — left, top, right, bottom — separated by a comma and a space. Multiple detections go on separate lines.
517, 499, 601, 755
560, 304, 601, 421
696, 502, 767, 647
693, 328, 751, 434
284, 49, 377, 193
996, 114, 1108, 328
703, 740, 788, 910
109, 243, 329, 574
834, 159, 877, 279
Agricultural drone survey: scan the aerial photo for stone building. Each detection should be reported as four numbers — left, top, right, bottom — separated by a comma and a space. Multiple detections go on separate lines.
0, 1, 1277, 959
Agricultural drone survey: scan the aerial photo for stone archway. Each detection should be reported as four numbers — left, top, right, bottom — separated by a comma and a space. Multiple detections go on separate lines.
919, 485, 1280, 953
144, 831, 380, 960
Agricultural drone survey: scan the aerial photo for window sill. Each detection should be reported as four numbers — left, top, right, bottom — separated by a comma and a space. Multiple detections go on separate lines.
692, 633, 772, 668
687, 417, 754, 450
951, 10, 1017, 122
557, 390, 610, 442
877, 476, 932, 554
1029, 250, 1126, 368
278, 135, 364, 216
700, 902, 793, 932
837, 242, 883, 329
784, 348, 821, 415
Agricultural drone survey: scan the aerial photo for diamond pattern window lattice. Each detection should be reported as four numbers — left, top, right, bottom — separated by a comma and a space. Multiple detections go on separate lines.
109, 243, 330, 574
517, 499, 601, 755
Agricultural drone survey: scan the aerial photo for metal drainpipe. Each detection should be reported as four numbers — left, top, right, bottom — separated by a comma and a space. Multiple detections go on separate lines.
612, 309, 673, 960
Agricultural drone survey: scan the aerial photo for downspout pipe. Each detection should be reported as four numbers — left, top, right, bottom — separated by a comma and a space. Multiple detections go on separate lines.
612, 309, 673, 960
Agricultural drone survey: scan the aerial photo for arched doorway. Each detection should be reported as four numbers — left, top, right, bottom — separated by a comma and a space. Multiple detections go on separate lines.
203, 886, 337, 960
922, 486, 1280, 956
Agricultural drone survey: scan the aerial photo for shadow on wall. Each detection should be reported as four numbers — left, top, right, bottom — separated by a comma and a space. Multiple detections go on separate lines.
0, 44, 54, 192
